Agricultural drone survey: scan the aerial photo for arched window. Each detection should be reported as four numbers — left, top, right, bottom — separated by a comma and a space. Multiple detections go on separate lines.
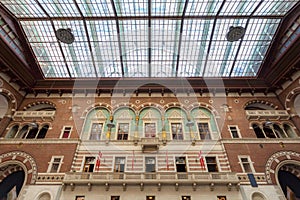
5, 125, 19, 138
283, 124, 298, 138
263, 122, 276, 138
15, 125, 29, 138
252, 124, 265, 138
273, 124, 286, 138
294, 94, 300, 117
26, 124, 39, 139
37, 125, 49, 139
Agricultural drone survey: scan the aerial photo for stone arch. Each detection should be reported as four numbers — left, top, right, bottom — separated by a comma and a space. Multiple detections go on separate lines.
112, 103, 138, 115
284, 87, 300, 116
137, 102, 164, 115
35, 191, 52, 200
187, 102, 220, 118
163, 102, 188, 114
251, 192, 267, 200
265, 151, 300, 184
81, 103, 112, 118
0, 88, 17, 116
23, 101, 56, 111
244, 99, 278, 110
0, 151, 38, 184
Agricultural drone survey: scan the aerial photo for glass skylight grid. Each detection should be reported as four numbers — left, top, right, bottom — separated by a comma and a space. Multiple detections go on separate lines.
254, 1, 298, 16
77, 0, 114, 17
39, 0, 80, 17
185, 0, 223, 16
219, 0, 261, 16
115, 0, 148, 16
1, 0, 46, 17
178, 19, 213, 77
1, 0, 298, 78
152, 0, 185, 16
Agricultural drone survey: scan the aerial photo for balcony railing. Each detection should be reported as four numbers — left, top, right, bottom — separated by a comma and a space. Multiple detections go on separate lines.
140, 137, 160, 152
63, 172, 239, 185
12, 111, 56, 121
245, 110, 289, 120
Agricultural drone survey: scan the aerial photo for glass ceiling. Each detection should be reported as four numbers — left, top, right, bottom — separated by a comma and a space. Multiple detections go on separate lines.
0, 0, 298, 78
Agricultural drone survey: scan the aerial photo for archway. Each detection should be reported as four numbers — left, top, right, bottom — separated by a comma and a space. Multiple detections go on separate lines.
278, 164, 300, 200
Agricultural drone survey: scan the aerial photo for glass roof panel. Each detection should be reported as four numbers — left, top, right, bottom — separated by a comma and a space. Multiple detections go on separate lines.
254, 1, 298, 16
152, 19, 180, 77
1, 0, 298, 79
1, 0, 47, 17
178, 19, 214, 77
76, 0, 115, 17
39, 0, 80, 17
185, 0, 223, 16
86, 20, 120, 76
114, 0, 148, 16
152, 0, 185, 16
119, 20, 148, 77
219, 0, 261, 16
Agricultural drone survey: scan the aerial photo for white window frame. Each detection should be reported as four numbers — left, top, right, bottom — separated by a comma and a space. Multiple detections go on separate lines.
60, 126, 73, 139
144, 156, 157, 172
196, 120, 212, 140
228, 125, 241, 138
114, 156, 126, 172
115, 121, 131, 140
205, 156, 220, 172
238, 155, 255, 173
82, 156, 96, 172
89, 121, 105, 140
143, 121, 157, 138
47, 156, 64, 173
169, 121, 184, 140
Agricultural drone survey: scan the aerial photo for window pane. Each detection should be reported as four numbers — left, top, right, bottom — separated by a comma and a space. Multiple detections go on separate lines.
90, 123, 103, 140
145, 123, 156, 137
117, 123, 129, 140
171, 123, 183, 140
198, 123, 211, 139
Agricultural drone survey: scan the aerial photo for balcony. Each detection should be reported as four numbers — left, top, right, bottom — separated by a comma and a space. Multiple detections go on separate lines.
245, 110, 290, 120
63, 172, 239, 186
12, 111, 56, 121
140, 137, 160, 152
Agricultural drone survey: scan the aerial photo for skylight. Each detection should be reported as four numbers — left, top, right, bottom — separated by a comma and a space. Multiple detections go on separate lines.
0, 0, 298, 78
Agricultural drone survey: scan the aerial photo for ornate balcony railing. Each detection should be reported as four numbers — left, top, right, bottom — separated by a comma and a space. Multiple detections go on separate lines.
12, 111, 56, 121
140, 137, 160, 152
245, 110, 289, 120
63, 172, 239, 185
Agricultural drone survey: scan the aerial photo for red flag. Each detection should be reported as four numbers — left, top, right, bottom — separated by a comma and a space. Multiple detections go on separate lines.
132, 150, 135, 170
96, 151, 102, 171
198, 151, 205, 170
166, 150, 169, 170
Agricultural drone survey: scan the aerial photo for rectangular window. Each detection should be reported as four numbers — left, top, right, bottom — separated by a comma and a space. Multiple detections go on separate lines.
111, 196, 120, 200
171, 123, 183, 140
83, 157, 95, 172
198, 123, 211, 140
145, 157, 156, 172
48, 156, 63, 173
205, 156, 218, 172
239, 156, 254, 173
114, 157, 125, 172
117, 123, 129, 140
182, 196, 191, 200
75, 196, 85, 200
229, 125, 240, 138
90, 123, 103, 140
61, 126, 72, 138
144, 123, 156, 138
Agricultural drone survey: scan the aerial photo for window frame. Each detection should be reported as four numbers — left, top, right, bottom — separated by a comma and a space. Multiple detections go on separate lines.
197, 121, 212, 140
145, 156, 157, 172
47, 156, 64, 173
116, 121, 130, 140
60, 126, 73, 139
170, 122, 184, 140
205, 156, 219, 172
143, 121, 157, 138
238, 155, 255, 173
89, 121, 104, 140
228, 125, 241, 138
82, 156, 96, 172
114, 156, 126, 173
